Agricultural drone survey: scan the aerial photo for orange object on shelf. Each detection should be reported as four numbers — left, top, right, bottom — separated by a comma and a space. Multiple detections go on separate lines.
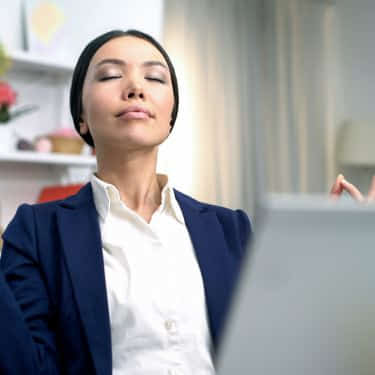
37, 184, 84, 203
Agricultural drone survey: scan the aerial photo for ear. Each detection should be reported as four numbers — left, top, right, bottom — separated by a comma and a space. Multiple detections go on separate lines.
79, 117, 89, 135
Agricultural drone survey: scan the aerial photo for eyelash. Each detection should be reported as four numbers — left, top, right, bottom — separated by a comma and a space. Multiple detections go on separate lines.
99, 76, 165, 84
99, 76, 121, 81
146, 77, 165, 84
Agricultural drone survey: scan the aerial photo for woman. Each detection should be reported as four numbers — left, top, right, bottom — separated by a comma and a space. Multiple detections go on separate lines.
0, 30, 251, 374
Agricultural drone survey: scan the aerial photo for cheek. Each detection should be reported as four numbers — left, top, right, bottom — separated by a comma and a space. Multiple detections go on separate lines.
155, 89, 174, 122
83, 88, 111, 124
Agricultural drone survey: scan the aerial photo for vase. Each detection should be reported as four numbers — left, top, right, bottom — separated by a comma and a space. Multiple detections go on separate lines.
0, 125, 16, 152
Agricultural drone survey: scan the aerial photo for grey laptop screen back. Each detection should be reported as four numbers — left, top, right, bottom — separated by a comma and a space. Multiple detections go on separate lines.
217, 197, 375, 375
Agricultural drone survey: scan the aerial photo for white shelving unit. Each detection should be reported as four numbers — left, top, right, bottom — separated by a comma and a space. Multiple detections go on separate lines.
0, 49, 94, 226
8, 49, 74, 75
1, 48, 94, 169
0, 151, 96, 167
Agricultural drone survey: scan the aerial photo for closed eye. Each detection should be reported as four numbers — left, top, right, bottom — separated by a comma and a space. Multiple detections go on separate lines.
146, 77, 166, 84
99, 76, 122, 81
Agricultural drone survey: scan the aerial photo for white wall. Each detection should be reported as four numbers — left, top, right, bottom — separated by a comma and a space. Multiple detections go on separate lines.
0, 0, 164, 61
334, 0, 375, 192
335, 0, 375, 126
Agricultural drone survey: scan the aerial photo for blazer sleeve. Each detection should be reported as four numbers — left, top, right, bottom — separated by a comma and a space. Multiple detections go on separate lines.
0, 204, 60, 375
215, 207, 252, 259
235, 208, 252, 251
0, 270, 38, 375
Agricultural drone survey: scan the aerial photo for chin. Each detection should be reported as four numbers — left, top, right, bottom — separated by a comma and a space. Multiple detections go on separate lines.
109, 133, 167, 151
96, 122, 169, 150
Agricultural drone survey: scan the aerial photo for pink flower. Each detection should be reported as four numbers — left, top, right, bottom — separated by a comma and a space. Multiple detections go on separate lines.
0, 81, 17, 107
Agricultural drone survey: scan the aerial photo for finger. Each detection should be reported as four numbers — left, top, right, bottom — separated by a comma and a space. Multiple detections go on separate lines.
330, 174, 345, 197
367, 175, 375, 202
340, 179, 364, 202
330, 185, 344, 201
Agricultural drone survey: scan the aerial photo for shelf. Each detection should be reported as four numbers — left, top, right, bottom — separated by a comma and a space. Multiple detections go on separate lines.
8, 49, 74, 75
0, 151, 96, 167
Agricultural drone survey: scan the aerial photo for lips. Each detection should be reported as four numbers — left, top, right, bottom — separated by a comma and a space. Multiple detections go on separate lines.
116, 106, 152, 119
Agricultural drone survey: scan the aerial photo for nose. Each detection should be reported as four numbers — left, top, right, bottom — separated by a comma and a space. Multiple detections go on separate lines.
122, 75, 145, 100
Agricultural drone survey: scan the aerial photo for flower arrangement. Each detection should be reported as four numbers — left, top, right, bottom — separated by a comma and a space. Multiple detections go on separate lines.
0, 42, 38, 125
0, 81, 17, 122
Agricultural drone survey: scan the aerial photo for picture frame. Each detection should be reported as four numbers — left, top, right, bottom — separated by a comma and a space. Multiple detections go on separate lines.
23, 0, 68, 60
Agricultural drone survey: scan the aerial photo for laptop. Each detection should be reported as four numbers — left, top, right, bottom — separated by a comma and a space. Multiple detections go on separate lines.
217, 195, 375, 375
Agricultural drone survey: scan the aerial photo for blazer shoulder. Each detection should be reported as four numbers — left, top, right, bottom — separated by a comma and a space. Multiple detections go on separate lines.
174, 189, 251, 220
2, 202, 57, 256
174, 189, 252, 248
208, 204, 252, 250
3, 183, 94, 251
4, 198, 65, 234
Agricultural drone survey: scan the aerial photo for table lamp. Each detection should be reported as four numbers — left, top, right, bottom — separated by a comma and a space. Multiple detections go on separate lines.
337, 122, 375, 166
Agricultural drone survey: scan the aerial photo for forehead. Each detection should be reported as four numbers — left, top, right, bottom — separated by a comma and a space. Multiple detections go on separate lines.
90, 35, 167, 67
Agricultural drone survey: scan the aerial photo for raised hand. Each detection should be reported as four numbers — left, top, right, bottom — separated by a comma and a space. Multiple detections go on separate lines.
330, 174, 375, 202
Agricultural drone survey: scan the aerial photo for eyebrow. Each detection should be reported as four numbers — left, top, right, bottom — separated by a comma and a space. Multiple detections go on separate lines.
95, 58, 168, 70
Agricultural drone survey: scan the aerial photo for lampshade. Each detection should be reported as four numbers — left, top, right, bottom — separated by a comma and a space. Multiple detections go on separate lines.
337, 122, 375, 166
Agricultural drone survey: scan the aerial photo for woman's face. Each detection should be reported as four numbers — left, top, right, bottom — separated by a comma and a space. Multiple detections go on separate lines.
80, 36, 174, 152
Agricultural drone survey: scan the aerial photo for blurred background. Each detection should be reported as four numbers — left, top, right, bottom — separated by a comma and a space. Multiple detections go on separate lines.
0, 0, 374, 228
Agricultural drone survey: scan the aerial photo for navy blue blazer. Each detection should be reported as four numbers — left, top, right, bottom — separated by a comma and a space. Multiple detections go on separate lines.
0, 183, 251, 375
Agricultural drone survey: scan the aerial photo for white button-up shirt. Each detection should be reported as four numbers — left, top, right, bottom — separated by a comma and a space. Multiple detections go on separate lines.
90, 174, 215, 375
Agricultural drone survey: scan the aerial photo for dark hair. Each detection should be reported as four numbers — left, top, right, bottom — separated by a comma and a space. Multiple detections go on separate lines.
70, 29, 179, 147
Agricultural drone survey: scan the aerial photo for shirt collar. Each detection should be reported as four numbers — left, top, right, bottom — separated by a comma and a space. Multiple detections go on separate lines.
90, 173, 185, 224
159, 175, 185, 224
90, 174, 116, 222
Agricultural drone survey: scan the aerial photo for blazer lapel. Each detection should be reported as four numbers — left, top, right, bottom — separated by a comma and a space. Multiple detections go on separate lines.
57, 184, 112, 375
175, 191, 238, 349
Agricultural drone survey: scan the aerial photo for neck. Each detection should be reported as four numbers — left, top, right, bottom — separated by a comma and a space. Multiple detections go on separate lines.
95, 146, 163, 222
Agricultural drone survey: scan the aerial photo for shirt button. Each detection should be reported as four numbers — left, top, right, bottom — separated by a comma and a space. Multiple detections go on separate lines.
164, 319, 177, 334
